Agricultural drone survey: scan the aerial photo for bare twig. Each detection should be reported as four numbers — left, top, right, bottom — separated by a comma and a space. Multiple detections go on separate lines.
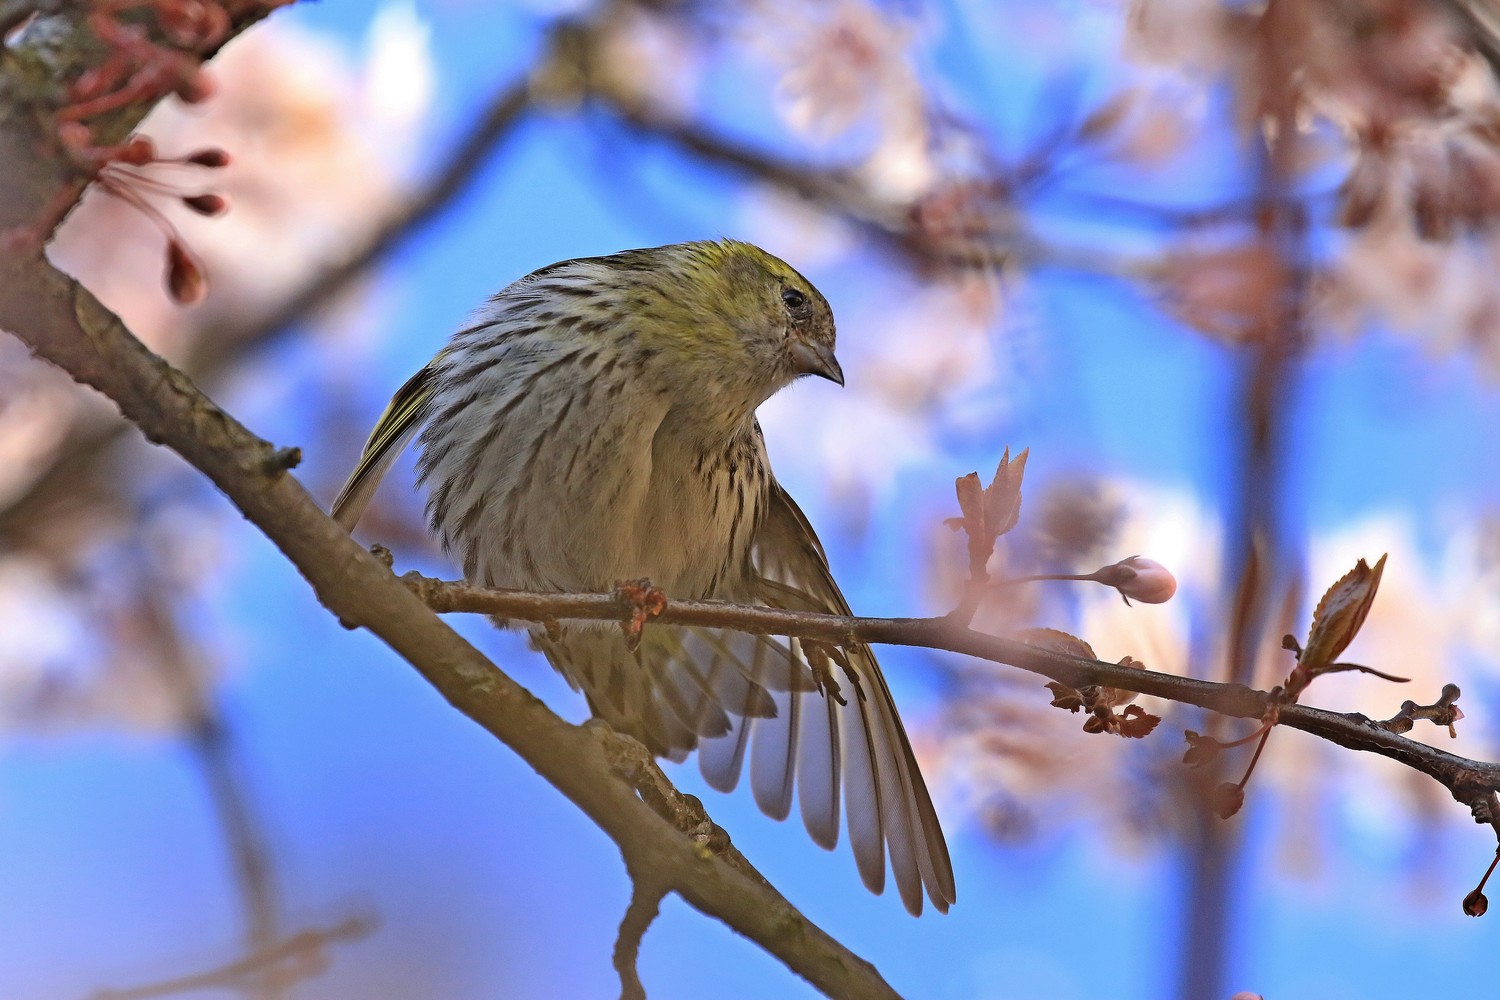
613, 877, 667, 1000
134, 583, 285, 999
1378, 684, 1465, 737
403, 575, 1500, 809
592, 82, 1154, 281
83, 916, 373, 1000
190, 718, 284, 998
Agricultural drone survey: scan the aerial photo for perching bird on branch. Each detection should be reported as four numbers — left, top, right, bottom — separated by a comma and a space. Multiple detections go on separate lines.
331, 239, 955, 915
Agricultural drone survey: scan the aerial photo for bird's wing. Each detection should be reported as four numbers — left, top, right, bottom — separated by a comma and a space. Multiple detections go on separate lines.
330, 359, 443, 530
700, 480, 956, 916
531, 479, 954, 914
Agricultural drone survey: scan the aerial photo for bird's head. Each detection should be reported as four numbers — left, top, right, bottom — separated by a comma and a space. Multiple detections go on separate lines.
604, 241, 841, 416
701, 239, 842, 389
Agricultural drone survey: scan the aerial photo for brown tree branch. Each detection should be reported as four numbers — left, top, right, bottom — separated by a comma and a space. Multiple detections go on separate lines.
0, 253, 902, 1000
83, 916, 374, 1000
613, 875, 667, 1000
405, 575, 1500, 815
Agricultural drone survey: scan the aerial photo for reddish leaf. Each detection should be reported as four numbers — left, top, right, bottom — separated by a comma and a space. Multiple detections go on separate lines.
1118, 705, 1160, 738
983, 447, 1028, 540
1213, 782, 1245, 819
1301, 554, 1388, 671
1182, 730, 1222, 768
954, 473, 984, 529
1016, 627, 1097, 660
1045, 682, 1085, 713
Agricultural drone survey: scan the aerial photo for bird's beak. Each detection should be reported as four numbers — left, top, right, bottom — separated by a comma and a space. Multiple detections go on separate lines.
790, 339, 845, 386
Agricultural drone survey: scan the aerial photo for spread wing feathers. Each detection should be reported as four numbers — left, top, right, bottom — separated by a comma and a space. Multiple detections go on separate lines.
330, 359, 444, 530
533, 625, 802, 762
728, 482, 956, 916
343, 359, 956, 912
539, 482, 955, 916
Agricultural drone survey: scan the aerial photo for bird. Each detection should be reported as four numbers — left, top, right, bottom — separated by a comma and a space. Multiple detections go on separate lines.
330, 239, 955, 915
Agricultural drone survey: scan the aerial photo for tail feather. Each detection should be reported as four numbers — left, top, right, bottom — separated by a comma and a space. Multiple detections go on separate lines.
538, 614, 954, 916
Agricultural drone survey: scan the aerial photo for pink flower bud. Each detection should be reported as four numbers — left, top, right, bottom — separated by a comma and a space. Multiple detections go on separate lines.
175, 69, 216, 105
118, 135, 156, 166
1114, 557, 1177, 604
1091, 557, 1177, 604
1213, 782, 1245, 819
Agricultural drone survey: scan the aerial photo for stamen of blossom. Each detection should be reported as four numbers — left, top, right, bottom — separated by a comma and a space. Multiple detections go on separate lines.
75, 132, 233, 306
184, 147, 230, 168
174, 68, 215, 104
166, 240, 206, 305
181, 193, 226, 216
118, 135, 156, 166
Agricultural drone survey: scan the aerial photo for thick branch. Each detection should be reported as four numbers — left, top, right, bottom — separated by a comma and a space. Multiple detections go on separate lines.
0, 255, 900, 1000
408, 576, 1500, 808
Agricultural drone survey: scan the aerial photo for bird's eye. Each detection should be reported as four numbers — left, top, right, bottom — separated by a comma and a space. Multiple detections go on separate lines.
781, 288, 807, 310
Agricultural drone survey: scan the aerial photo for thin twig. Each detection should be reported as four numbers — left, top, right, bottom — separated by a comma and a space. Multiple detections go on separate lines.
404, 575, 1500, 805
596, 90, 1155, 282
135, 583, 284, 1000
83, 917, 373, 1000
613, 877, 667, 1000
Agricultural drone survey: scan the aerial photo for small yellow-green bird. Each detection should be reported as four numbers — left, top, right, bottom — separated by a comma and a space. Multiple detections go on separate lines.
331, 239, 954, 915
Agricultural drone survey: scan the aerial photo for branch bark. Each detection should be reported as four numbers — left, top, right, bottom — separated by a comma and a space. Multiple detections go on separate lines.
406, 575, 1500, 812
